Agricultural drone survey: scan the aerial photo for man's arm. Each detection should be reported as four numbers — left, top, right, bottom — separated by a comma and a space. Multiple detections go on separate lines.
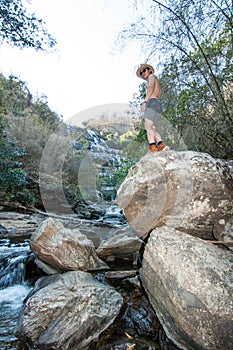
141, 75, 156, 112
145, 75, 156, 101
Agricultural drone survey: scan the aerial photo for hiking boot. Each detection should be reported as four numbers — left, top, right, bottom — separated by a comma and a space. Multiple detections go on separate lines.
157, 143, 170, 151
148, 144, 158, 152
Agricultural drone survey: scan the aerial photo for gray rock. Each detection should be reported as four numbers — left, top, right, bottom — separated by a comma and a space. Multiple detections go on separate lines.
105, 270, 137, 280
97, 225, 143, 258
79, 228, 101, 247
0, 212, 39, 238
0, 223, 8, 237
30, 217, 108, 271
213, 216, 233, 251
116, 151, 233, 240
34, 257, 61, 275
140, 226, 233, 350
16, 270, 123, 349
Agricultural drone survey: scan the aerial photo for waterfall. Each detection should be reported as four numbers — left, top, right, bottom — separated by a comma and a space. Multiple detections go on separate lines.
86, 129, 120, 157
0, 238, 31, 349
0, 239, 30, 288
85, 129, 121, 202
0, 254, 27, 288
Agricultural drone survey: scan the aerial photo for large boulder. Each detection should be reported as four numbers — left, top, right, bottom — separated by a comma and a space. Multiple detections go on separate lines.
16, 270, 123, 350
30, 217, 108, 271
96, 225, 143, 259
140, 226, 233, 350
116, 151, 233, 240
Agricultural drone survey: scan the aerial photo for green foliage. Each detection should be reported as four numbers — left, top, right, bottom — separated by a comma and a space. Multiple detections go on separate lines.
119, 0, 233, 159
31, 94, 61, 129
0, 74, 31, 116
0, 0, 56, 50
0, 115, 27, 191
0, 74, 64, 174
14, 188, 36, 206
0, 75, 61, 125
114, 159, 135, 185
159, 40, 233, 158
100, 158, 135, 197
0, 74, 69, 208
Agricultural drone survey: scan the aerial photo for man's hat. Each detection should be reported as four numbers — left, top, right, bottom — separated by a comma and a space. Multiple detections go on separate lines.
136, 63, 154, 79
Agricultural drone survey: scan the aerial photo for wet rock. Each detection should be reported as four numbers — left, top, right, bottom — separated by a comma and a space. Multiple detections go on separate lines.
116, 151, 233, 240
16, 270, 123, 350
140, 226, 233, 350
0, 223, 8, 237
30, 217, 109, 272
89, 275, 165, 350
0, 212, 39, 238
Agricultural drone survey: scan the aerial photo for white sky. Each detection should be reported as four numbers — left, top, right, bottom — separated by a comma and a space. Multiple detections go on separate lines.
0, 0, 153, 121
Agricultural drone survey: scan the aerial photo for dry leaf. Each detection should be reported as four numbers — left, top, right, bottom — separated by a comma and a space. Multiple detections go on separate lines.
127, 344, 136, 350
125, 332, 134, 340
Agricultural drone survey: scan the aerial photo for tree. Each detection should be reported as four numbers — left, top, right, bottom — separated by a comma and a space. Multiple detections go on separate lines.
0, 114, 27, 192
0, 0, 56, 50
0, 74, 63, 172
0, 74, 32, 116
118, 0, 233, 158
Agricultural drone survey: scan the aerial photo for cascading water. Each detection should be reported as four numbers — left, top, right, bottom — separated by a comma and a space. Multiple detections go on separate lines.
85, 129, 122, 202
0, 238, 31, 349
0, 129, 127, 349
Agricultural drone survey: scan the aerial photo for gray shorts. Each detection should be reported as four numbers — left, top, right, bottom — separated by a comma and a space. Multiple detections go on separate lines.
144, 98, 162, 124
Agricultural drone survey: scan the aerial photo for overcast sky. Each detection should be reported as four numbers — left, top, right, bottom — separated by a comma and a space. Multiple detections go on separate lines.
0, 0, 153, 121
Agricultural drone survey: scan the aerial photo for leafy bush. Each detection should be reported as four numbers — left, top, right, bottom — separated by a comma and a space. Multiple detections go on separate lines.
14, 188, 36, 206
0, 116, 27, 191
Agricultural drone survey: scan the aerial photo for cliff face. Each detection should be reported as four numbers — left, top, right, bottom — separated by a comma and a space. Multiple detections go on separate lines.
116, 150, 233, 350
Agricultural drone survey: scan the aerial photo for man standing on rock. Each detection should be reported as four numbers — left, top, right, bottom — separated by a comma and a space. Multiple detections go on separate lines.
136, 63, 169, 152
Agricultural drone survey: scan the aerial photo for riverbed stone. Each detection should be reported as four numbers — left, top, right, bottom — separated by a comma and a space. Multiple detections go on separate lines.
30, 217, 108, 271
34, 257, 61, 275
96, 225, 143, 259
140, 226, 233, 350
0, 223, 8, 237
116, 151, 233, 239
0, 212, 39, 238
16, 270, 123, 350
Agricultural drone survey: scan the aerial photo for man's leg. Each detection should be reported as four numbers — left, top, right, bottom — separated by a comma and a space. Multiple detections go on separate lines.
144, 118, 157, 152
144, 118, 169, 152
144, 118, 160, 142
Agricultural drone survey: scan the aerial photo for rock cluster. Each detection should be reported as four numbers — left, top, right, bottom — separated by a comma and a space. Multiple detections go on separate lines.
15, 216, 144, 349
116, 151, 233, 350
30, 217, 109, 272
6, 150, 232, 350
16, 271, 123, 350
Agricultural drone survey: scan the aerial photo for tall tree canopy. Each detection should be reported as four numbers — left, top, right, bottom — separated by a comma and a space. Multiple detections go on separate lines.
0, 0, 56, 50
119, 0, 233, 158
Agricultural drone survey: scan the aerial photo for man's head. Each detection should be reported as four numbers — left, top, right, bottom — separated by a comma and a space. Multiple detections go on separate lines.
136, 64, 154, 79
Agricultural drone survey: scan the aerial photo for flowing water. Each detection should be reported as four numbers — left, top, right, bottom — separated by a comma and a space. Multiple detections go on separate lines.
0, 130, 122, 350
0, 239, 32, 350
86, 129, 121, 201
0, 130, 179, 350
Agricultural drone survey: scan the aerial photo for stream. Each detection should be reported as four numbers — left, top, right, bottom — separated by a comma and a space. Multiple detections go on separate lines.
0, 238, 31, 349
0, 130, 180, 350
